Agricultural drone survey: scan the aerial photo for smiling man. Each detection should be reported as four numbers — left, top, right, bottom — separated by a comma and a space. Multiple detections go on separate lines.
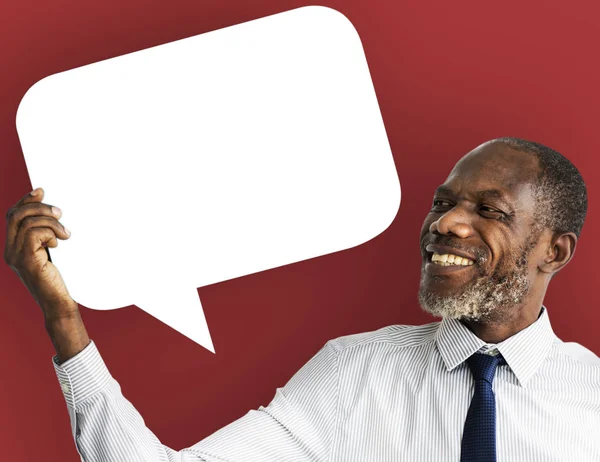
4, 137, 600, 462
418, 139, 580, 341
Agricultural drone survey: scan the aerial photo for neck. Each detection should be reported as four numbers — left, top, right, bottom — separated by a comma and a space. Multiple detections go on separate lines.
460, 303, 544, 343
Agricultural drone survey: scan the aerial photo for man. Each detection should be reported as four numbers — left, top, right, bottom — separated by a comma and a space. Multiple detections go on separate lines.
4, 137, 600, 461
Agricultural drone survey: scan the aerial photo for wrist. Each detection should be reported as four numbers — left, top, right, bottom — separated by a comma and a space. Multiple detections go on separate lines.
41, 297, 79, 323
44, 310, 81, 332
44, 308, 91, 364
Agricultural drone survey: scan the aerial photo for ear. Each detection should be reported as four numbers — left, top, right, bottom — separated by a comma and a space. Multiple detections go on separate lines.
538, 231, 577, 275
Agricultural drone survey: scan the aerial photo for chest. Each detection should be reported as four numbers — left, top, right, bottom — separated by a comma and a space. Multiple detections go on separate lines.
329, 357, 600, 462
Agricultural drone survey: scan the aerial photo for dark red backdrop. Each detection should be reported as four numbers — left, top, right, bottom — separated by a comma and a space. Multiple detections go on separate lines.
2, 0, 599, 460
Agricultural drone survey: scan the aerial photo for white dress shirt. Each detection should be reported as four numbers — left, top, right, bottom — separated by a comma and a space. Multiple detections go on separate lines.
53, 306, 600, 461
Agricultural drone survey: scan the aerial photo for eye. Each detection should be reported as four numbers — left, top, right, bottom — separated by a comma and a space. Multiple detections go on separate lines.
479, 205, 505, 219
431, 199, 453, 211
480, 205, 498, 212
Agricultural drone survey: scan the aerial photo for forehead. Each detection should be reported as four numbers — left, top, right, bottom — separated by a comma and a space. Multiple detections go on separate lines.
444, 142, 540, 197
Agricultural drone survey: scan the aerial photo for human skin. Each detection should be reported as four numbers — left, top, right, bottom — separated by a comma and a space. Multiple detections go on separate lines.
3, 141, 579, 360
419, 141, 577, 343
3, 188, 89, 363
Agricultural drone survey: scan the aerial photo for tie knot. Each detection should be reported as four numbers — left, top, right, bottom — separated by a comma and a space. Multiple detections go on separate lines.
466, 353, 504, 384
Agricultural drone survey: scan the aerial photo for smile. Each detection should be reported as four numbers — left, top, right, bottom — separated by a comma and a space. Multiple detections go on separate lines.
431, 252, 474, 267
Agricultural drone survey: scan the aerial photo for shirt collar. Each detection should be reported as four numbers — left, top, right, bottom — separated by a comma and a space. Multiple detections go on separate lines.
435, 306, 557, 387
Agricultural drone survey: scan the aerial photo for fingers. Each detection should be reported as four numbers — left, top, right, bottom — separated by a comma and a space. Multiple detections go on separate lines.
4, 188, 70, 269
8, 187, 45, 213
20, 227, 59, 268
15, 216, 70, 254
6, 190, 65, 247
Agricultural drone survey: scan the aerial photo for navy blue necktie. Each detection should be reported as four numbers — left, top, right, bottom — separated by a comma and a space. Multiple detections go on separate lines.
460, 353, 505, 462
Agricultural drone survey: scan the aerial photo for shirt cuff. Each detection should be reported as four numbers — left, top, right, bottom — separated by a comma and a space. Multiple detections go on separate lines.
52, 340, 112, 409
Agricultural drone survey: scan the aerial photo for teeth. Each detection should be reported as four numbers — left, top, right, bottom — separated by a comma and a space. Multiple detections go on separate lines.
431, 252, 474, 266
432, 253, 447, 263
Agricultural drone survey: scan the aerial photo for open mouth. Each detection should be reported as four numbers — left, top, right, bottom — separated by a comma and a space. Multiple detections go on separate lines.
423, 249, 478, 276
429, 252, 474, 267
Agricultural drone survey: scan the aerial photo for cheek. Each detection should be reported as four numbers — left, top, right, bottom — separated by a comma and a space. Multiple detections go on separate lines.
485, 228, 518, 269
419, 217, 434, 242
493, 233, 532, 271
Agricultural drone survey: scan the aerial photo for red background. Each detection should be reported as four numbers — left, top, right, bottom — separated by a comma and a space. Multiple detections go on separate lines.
2, 0, 599, 460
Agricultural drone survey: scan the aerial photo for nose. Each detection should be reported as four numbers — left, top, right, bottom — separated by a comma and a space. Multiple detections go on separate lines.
429, 208, 474, 238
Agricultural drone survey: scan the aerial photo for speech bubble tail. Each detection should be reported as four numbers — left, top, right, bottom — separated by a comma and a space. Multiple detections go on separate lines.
136, 288, 215, 353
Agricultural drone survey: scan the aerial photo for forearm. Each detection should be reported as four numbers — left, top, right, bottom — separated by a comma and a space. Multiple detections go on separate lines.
43, 302, 201, 460
43, 299, 90, 363
52, 339, 339, 462
54, 341, 205, 462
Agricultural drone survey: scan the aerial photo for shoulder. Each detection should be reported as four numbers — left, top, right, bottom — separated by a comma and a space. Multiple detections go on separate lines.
554, 340, 600, 366
326, 321, 441, 354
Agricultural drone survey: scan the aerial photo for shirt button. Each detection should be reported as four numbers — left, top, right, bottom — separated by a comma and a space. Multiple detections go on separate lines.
61, 382, 71, 394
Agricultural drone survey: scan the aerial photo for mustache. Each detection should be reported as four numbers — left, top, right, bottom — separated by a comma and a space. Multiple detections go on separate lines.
420, 236, 487, 262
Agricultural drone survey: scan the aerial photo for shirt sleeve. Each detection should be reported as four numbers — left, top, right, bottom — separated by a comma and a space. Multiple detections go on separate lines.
53, 340, 341, 462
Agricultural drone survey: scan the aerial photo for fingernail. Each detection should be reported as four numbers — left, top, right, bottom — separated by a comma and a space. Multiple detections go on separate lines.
31, 188, 41, 196
64, 227, 71, 236
52, 206, 62, 216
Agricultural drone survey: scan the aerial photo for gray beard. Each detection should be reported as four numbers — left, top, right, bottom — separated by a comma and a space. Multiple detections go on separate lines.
418, 244, 532, 322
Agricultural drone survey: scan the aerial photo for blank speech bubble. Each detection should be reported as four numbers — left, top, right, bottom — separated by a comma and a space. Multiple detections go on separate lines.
16, 6, 400, 353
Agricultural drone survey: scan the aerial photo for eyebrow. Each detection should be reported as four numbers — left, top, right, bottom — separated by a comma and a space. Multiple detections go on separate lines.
434, 186, 513, 208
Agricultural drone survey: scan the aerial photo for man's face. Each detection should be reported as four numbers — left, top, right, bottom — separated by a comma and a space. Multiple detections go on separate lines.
418, 142, 543, 322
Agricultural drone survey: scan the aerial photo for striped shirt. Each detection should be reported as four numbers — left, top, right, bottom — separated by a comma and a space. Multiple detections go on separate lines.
53, 306, 600, 461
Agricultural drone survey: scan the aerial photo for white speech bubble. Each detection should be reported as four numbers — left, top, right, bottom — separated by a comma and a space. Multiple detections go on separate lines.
16, 6, 400, 353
